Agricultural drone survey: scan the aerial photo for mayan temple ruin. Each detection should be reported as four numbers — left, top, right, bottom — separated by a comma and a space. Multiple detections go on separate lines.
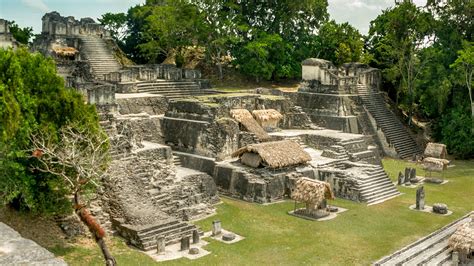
1, 3, 472, 265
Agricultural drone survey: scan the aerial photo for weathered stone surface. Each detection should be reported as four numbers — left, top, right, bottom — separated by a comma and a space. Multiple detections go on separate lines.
0, 223, 67, 265
416, 186, 425, 210
328, 206, 339, 212
222, 233, 236, 241
189, 247, 200, 255
180, 236, 190, 251
398, 172, 404, 185
433, 203, 448, 214
156, 236, 165, 254
425, 177, 443, 184
116, 95, 168, 115
192, 230, 200, 244
212, 220, 222, 236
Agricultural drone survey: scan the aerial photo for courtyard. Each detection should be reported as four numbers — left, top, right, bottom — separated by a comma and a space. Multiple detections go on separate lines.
29, 158, 471, 265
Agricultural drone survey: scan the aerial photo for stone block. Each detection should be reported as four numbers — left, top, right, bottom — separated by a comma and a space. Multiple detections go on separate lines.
222, 233, 236, 241
432, 203, 448, 214
212, 220, 222, 236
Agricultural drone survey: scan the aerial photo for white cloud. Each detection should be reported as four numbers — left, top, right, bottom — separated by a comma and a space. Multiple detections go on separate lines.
21, 0, 50, 12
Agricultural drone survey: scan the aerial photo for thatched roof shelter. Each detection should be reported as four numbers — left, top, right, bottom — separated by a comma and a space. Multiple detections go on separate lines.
230, 109, 271, 141
292, 177, 335, 206
232, 140, 311, 169
252, 109, 283, 128
52, 46, 78, 57
424, 142, 447, 159
448, 215, 473, 259
422, 157, 450, 172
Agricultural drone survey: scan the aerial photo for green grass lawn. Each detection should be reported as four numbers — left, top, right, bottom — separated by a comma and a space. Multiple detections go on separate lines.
52, 158, 474, 265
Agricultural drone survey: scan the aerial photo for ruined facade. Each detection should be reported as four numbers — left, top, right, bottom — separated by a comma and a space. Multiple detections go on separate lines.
0, 19, 18, 49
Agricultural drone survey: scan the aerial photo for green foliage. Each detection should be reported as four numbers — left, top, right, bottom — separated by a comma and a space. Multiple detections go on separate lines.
8, 21, 33, 45
98, 13, 127, 46
435, 105, 474, 159
316, 20, 364, 66
120, 0, 329, 80
0, 48, 100, 214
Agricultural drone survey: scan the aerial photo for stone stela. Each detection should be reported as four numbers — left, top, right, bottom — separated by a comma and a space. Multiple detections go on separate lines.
212, 220, 222, 236
416, 186, 425, 210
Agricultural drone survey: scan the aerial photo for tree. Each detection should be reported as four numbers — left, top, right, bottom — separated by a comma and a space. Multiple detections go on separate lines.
30, 125, 115, 266
8, 21, 33, 45
367, 1, 433, 124
315, 20, 364, 65
451, 41, 474, 127
0, 48, 100, 214
99, 13, 128, 46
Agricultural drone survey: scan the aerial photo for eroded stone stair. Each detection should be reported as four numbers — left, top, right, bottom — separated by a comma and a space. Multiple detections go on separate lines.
357, 84, 422, 159
357, 165, 400, 205
136, 80, 217, 100
80, 36, 122, 79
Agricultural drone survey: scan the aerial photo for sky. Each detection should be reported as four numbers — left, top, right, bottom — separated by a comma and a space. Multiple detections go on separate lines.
0, 0, 427, 35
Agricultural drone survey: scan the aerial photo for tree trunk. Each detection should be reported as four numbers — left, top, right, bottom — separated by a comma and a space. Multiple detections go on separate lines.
74, 193, 116, 266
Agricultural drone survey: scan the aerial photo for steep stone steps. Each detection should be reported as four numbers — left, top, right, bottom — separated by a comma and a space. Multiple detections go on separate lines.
134, 80, 218, 100
356, 165, 400, 205
79, 36, 122, 79
357, 84, 422, 159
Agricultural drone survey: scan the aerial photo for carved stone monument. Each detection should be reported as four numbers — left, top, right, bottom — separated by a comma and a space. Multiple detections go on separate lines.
156, 236, 165, 254
416, 186, 425, 210
192, 229, 200, 244
180, 236, 190, 251
398, 172, 404, 185
212, 220, 222, 236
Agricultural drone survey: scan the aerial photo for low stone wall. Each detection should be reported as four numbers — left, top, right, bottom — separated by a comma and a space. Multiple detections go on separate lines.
116, 95, 168, 115
318, 169, 361, 202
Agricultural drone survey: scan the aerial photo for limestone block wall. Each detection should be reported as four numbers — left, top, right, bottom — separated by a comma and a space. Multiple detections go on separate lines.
318, 169, 361, 202
116, 95, 168, 116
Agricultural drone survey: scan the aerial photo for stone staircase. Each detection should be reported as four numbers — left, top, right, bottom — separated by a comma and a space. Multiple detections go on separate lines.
80, 36, 122, 79
286, 136, 308, 149
356, 165, 400, 205
136, 80, 218, 100
357, 84, 422, 159
113, 218, 200, 251
172, 154, 182, 167
375, 212, 473, 265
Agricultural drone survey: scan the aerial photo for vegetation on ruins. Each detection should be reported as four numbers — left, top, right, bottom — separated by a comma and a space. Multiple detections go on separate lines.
21, 158, 471, 265
367, 0, 473, 158
30, 125, 115, 266
7, 21, 33, 45
0, 48, 102, 214
98, 1, 473, 157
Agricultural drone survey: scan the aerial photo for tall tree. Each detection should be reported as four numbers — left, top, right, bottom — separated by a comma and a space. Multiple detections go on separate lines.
451, 42, 474, 127
99, 13, 128, 46
367, 1, 433, 124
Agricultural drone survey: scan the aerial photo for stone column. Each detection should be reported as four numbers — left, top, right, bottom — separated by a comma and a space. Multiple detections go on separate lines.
416, 186, 425, 210
452, 251, 459, 266
192, 230, 200, 244
398, 172, 404, 185
410, 168, 416, 182
156, 236, 165, 254
180, 236, 190, 251
405, 168, 411, 183
212, 220, 222, 236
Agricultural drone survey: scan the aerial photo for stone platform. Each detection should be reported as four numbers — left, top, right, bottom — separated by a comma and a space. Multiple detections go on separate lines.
0, 222, 67, 265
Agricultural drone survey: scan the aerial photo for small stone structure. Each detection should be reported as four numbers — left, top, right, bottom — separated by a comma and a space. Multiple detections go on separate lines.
416, 186, 425, 210
252, 109, 283, 131
41, 11, 109, 37
212, 220, 222, 236
433, 203, 449, 214
424, 142, 448, 159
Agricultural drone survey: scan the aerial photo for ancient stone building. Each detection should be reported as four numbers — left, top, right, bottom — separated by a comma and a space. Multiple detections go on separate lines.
0, 19, 19, 49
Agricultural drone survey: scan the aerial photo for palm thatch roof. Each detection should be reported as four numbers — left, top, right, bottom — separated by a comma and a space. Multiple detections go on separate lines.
422, 157, 450, 171
232, 140, 311, 169
252, 109, 283, 123
292, 177, 335, 205
448, 215, 473, 256
52, 46, 78, 57
230, 109, 271, 141
424, 142, 447, 159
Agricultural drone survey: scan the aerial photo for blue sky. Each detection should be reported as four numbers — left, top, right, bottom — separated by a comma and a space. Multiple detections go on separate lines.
0, 0, 426, 34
